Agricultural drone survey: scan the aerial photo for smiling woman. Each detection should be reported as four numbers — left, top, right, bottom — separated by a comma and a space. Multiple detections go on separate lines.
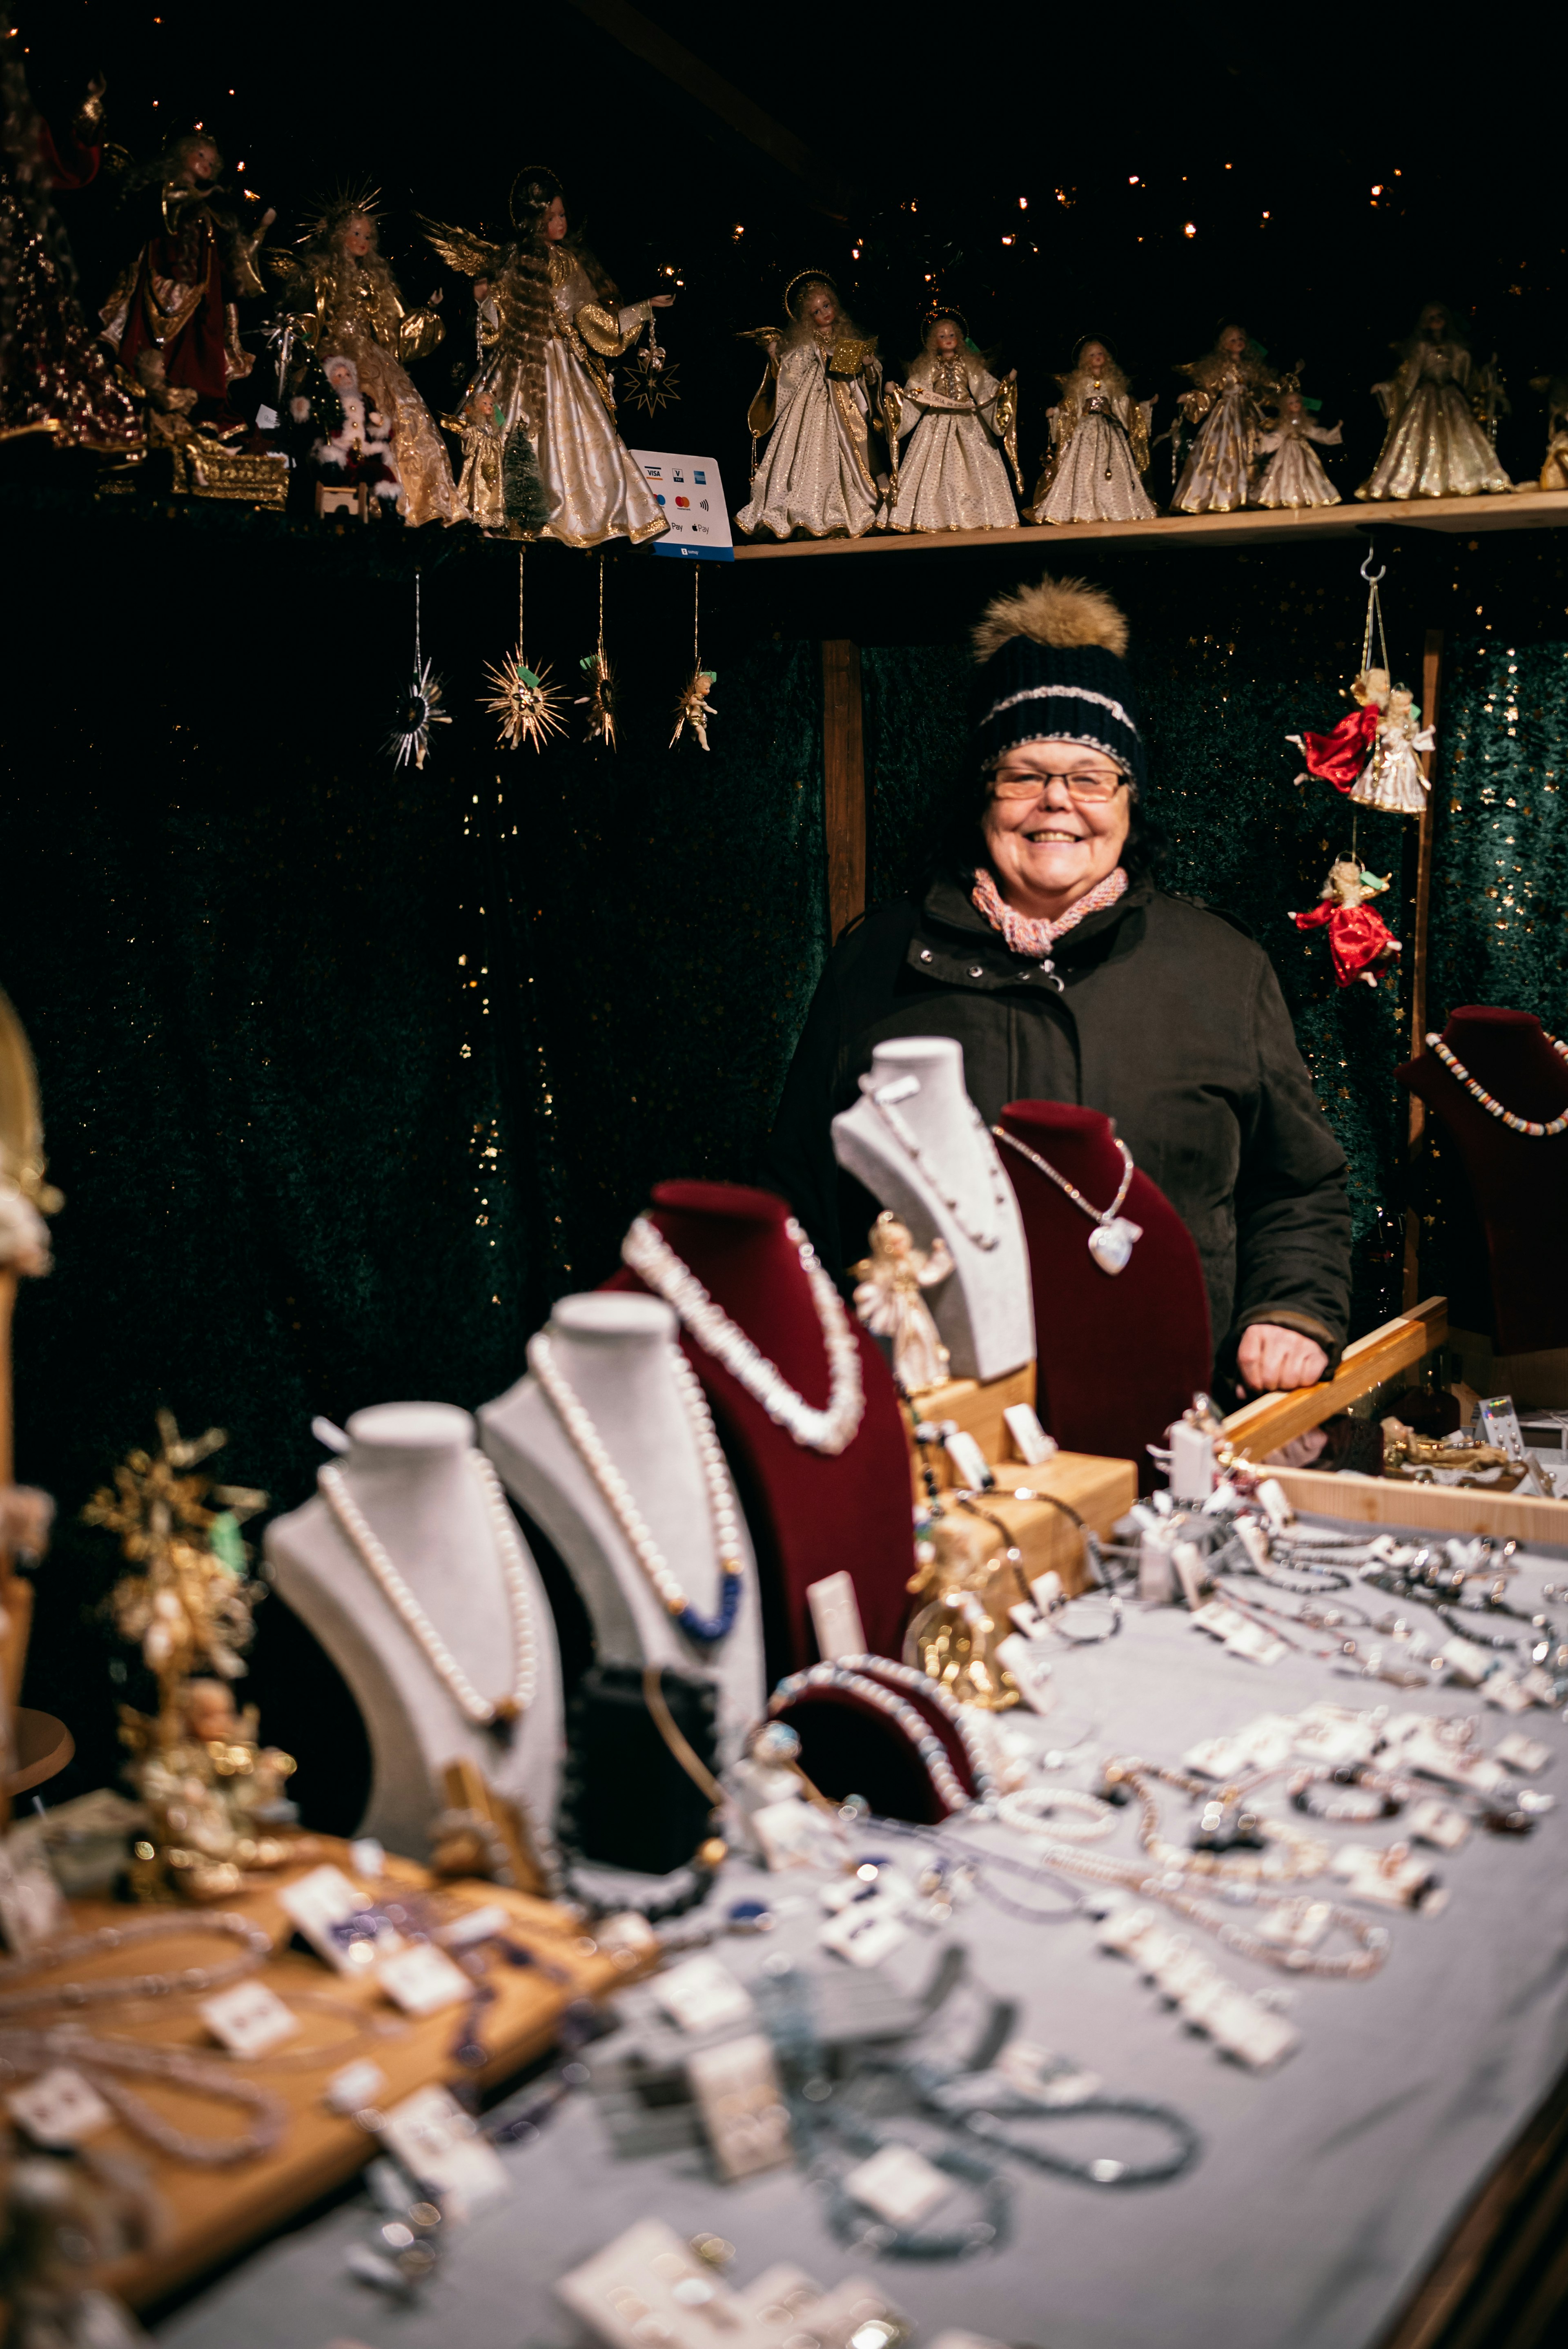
764, 575, 1354, 1400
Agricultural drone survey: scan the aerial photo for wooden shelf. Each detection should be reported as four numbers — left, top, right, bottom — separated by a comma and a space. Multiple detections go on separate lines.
733, 488, 1568, 562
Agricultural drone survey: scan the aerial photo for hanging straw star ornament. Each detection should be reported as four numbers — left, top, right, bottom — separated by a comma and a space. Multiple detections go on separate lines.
577, 651, 617, 749
484, 651, 567, 752
387, 655, 451, 771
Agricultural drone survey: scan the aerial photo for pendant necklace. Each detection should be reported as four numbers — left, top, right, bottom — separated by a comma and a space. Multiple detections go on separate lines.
1426, 1031, 1568, 1137
319, 1453, 539, 1741
530, 1331, 745, 1646
993, 1127, 1143, 1275
621, 1214, 864, 1454
860, 1074, 1010, 1252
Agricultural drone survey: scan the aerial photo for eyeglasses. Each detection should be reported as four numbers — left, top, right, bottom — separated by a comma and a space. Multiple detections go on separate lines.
991, 772, 1128, 805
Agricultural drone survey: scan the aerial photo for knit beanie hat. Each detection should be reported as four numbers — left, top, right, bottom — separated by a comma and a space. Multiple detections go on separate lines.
971, 575, 1146, 794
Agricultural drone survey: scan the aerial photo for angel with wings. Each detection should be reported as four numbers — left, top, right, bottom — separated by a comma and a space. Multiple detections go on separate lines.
735, 272, 884, 539
421, 165, 671, 545
270, 187, 455, 526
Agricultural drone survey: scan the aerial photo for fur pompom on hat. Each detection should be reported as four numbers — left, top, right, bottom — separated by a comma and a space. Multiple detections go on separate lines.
970, 573, 1145, 792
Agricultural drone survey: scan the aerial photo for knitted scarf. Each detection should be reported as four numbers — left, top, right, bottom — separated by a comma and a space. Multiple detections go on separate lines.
971, 864, 1128, 958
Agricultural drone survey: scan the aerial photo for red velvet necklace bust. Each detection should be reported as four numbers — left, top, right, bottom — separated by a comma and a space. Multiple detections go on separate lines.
997, 1102, 1211, 1486
1400, 1009, 1568, 1354
606, 1181, 915, 1674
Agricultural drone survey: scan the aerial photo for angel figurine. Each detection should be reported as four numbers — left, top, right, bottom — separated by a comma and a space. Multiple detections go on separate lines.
852, 1212, 953, 1395
735, 272, 884, 540
671, 669, 717, 749
1032, 335, 1155, 524
421, 164, 671, 546
272, 190, 455, 526
100, 129, 275, 420
883, 306, 1020, 533
1287, 667, 1388, 793
1291, 860, 1401, 989
1255, 382, 1343, 509
1351, 686, 1434, 817
1171, 323, 1280, 513
1357, 303, 1512, 501
1531, 371, 1568, 489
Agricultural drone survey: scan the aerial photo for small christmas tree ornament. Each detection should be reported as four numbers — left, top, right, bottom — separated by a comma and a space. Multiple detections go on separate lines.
483, 548, 567, 752
1290, 857, 1401, 989
386, 574, 450, 770
671, 570, 718, 750
577, 552, 618, 749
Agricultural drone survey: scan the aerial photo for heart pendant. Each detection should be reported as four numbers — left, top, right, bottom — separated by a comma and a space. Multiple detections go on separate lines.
1088, 1217, 1141, 1276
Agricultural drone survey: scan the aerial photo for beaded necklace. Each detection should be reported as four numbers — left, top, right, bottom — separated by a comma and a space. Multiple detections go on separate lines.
0, 2025, 287, 2165
861, 1076, 1011, 1252
621, 1215, 865, 1454
530, 1333, 744, 1646
1426, 1030, 1568, 1137
768, 1656, 998, 1814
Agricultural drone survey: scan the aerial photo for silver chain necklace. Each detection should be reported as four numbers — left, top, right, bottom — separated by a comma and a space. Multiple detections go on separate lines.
994, 1125, 1143, 1275
861, 1075, 1010, 1252
319, 1453, 538, 1738
621, 1215, 864, 1454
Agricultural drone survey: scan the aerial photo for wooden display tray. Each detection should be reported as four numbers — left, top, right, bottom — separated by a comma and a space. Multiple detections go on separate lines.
1269, 1465, 1568, 1547
907, 1363, 1036, 1495
1221, 1296, 1450, 1461
967, 1458, 1138, 1596
47, 1843, 644, 2312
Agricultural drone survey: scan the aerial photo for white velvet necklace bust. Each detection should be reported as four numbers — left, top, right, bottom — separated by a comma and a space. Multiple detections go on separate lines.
832, 1036, 1034, 1380
265, 1402, 562, 1867
479, 1292, 764, 1767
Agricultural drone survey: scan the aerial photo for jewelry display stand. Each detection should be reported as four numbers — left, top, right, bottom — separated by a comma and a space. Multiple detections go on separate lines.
265, 1404, 562, 1868
998, 1101, 1212, 1485
831, 1036, 1034, 1381
605, 1181, 916, 1673
1400, 1008, 1568, 1363
479, 1294, 765, 1766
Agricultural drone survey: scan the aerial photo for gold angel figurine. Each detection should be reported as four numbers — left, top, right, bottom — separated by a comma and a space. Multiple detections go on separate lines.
735, 272, 884, 540
1033, 335, 1155, 524
1350, 685, 1434, 817
1171, 322, 1280, 513
671, 668, 718, 749
883, 306, 1020, 533
272, 187, 456, 527
1357, 303, 1512, 501
420, 164, 672, 546
1531, 371, 1568, 489
1255, 380, 1343, 508
852, 1211, 953, 1395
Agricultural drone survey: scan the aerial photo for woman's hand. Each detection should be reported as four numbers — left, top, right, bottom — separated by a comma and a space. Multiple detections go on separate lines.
1237, 1323, 1329, 1393
650, 293, 675, 309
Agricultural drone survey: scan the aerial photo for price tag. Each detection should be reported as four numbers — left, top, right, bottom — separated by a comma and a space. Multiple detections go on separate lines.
1003, 1403, 1056, 1466
278, 1863, 392, 1974
1201, 1987, 1301, 2071
1332, 1844, 1445, 1912
819, 1899, 908, 1969
7, 2065, 114, 2146
685, 2032, 792, 2182
1225, 1621, 1287, 1667
1190, 1600, 1248, 1642
0, 1841, 69, 1955
200, 1978, 300, 2057
1496, 1732, 1552, 1774
379, 2083, 508, 2220
806, 1571, 867, 1663
377, 1942, 472, 2017
942, 1430, 992, 1492
994, 1632, 1053, 1713
1409, 1799, 1470, 1852
436, 1904, 512, 1950
324, 2057, 389, 2116
1258, 1900, 1334, 1950
842, 2143, 949, 2227
651, 1954, 755, 2035
1172, 1540, 1209, 1610
1294, 1705, 1382, 1766
1440, 1636, 1494, 1688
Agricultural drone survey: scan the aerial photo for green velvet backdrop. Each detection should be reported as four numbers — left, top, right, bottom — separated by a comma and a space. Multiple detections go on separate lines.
7, 509, 1568, 1825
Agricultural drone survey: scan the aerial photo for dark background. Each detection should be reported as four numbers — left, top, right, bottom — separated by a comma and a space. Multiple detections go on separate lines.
5, 7, 1568, 1825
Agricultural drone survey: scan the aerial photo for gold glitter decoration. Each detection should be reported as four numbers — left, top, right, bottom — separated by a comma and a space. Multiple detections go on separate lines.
483, 549, 566, 751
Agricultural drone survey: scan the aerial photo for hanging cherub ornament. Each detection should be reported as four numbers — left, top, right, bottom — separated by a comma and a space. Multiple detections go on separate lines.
852, 1210, 954, 1395
1290, 859, 1401, 989
671, 669, 717, 750
1352, 685, 1434, 816
1289, 666, 1389, 793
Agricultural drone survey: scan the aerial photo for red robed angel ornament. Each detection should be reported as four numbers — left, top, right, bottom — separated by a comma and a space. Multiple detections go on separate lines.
1291, 858, 1401, 988
1287, 667, 1389, 792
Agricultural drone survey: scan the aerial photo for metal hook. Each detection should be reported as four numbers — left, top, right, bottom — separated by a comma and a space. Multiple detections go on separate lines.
1360, 551, 1387, 584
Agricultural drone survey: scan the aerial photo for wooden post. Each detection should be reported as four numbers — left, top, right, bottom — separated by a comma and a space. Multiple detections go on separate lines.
1402, 628, 1444, 1310
821, 640, 867, 944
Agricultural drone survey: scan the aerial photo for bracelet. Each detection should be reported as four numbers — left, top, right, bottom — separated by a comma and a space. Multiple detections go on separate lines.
1045, 1592, 1123, 1647
1288, 1766, 1405, 1824
962, 2093, 1202, 2188
996, 1787, 1117, 1842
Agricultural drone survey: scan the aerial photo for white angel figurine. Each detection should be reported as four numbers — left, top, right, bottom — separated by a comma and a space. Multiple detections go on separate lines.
735, 272, 884, 540
1033, 337, 1155, 524
883, 306, 1020, 533
1255, 386, 1343, 509
852, 1212, 954, 1395
1350, 685, 1434, 817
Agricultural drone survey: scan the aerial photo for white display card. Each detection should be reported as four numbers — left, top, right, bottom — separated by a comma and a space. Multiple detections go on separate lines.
1172, 1540, 1209, 1610
379, 2083, 508, 2219
820, 1900, 908, 1968
842, 2142, 949, 2227
1485, 1672, 1535, 1714
1226, 1621, 1287, 1666
652, 1954, 756, 2036
1332, 1845, 1445, 1912
942, 1430, 991, 1491
557, 2218, 753, 2349
278, 1864, 391, 1974
7, 2065, 114, 2147
324, 2057, 389, 2115
1440, 1635, 1494, 1687
1409, 1800, 1470, 1852
995, 1632, 1053, 1713
631, 450, 735, 561
199, 1978, 300, 2057
1496, 1732, 1552, 1774
1190, 1600, 1248, 1642
0, 1839, 69, 1954
685, 2032, 793, 2182
436, 1903, 512, 1951
806, 1571, 867, 1662
1293, 1705, 1383, 1766
1139, 1532, 1176, 1605
378, 1942, 472, 2017
1003, 1403, 1056, 1465
1168, 1422, 1215, 1505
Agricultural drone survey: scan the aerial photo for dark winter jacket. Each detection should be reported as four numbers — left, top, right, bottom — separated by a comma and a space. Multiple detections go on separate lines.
763, 873, 1352, 1368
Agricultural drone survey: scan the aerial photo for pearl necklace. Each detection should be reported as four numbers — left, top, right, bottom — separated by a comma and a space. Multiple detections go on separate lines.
0, 1911, 273, 2021
0, 2025, 287, 2165
621, 1215, 864, 1455
319, 1453, 538, 1735
530, 1332, 744, 1646
993, 1126, 1142, 1275
860, 1076, 1011, 1253
768, 1656, 998, 1814
1426, 1030, 1568, 1137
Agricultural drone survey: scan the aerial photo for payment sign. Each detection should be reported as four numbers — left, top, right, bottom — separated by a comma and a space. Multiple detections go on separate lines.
631, 450, 735, 561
